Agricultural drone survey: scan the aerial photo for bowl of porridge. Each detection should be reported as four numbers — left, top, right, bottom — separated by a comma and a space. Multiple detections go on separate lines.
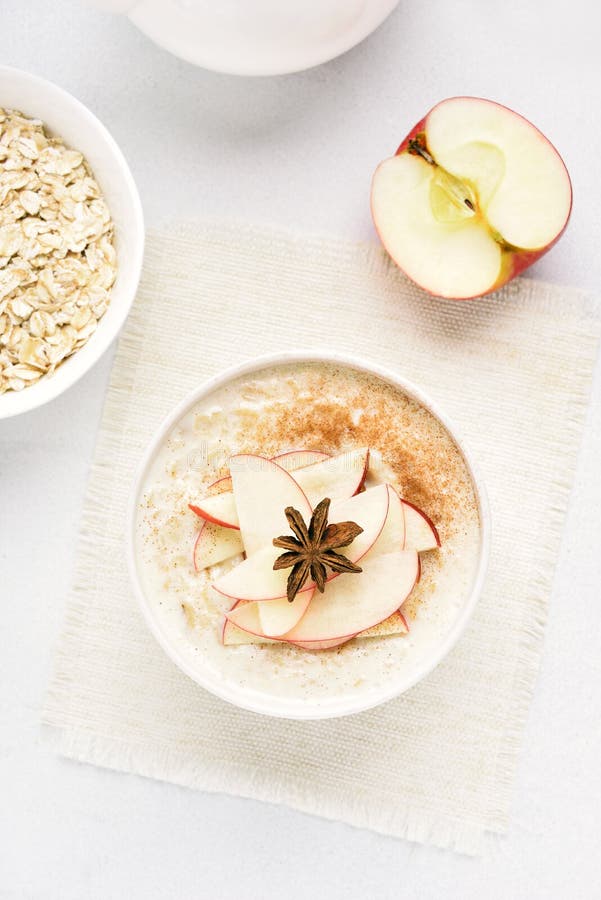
128, 352, 490, 719
0, 66, 144, 418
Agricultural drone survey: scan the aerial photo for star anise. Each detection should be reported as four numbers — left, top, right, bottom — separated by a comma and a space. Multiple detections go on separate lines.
272, 497, 364, 603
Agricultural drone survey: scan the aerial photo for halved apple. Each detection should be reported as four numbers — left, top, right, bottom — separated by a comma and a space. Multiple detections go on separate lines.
402, 499, 441, 551
213, 483, 389, 602
190, 448, 368, 531
371, 96, 572, 299
284, 550, 419, 642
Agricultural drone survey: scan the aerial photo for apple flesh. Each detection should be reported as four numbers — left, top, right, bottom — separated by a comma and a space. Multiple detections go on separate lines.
193, 520, 244, 571
214, 483, 390, 602
288, 636, 355, 651
272, 449, 330, 471
291, 447, 369, 507
284, 550, 419, 642
191, 450, 330, 567
258, 590, 313, 638
222, 603, 410, 647
402, 499, 440, 551
227, 590, 315, 639
200, 449, 330, 497
364, 485, 404, 557
230, 454, 312, 557
222, 616, 273, 646
193, 480, 439, 573
371, 96, 572, 299
224, 601, 272, 641
190, 448, 368, 531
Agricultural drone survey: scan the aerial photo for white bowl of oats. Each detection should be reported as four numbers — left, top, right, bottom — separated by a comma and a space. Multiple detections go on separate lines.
0, 66, 144, 418
129, 353, 490, 719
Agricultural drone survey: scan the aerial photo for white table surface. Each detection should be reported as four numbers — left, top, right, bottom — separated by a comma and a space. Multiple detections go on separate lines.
2, 1, 601, 897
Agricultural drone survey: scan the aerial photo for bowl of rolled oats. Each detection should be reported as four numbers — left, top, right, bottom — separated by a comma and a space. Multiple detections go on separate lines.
0, 66, 144, 418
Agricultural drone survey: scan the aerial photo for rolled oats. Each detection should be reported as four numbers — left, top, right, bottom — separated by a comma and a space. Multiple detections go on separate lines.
0, 108, 117, 394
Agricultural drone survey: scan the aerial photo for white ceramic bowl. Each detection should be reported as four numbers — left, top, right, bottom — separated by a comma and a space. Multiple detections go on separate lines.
0, 66, 144, 419
127, 352, 491, 719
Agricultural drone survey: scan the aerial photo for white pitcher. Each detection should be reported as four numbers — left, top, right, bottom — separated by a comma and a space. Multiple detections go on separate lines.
88, 0, 400, 75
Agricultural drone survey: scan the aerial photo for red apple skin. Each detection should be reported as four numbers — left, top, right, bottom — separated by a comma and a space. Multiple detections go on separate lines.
205, 474, 233, 496
188, 502, 238, 530
373, 96, 573, 301
192, 524, 205, 573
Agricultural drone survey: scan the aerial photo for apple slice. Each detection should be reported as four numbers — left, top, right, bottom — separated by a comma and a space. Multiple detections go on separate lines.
229, 454, 313, 557
193, 520, 244, 571
222, 617, 271, 646
222, 603, 348, 649
222, 615, 348, 648
284, 550, 419, 642
292, 447, 369, 507
213, 483, 389, 602
402, 499, 441, 551
371, 96, 572, 299
289, 636, 355, 651
191, 450, 329, 560
225, 591, 313, 638
227, 591, 314, 640
190, 448, 368, 530
214, 545, 290, 602
223, 606, 409, 647
202, 450, 330, 497
258, 591, 313, 638
273, 449, 330, 470
222, 602, 277, 645
189, 494, 238, 530
387, 610, 409, 634
364, 485, 404, 557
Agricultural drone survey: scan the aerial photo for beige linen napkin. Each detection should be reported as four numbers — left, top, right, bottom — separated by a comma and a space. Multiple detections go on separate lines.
43, 222, 600, 854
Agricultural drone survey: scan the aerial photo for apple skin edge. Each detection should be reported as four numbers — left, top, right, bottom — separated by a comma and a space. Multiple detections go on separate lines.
188, 502, 238, 530
402, 497, 441, 548
373, 96, 573, 301
221, 603, 410, 648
